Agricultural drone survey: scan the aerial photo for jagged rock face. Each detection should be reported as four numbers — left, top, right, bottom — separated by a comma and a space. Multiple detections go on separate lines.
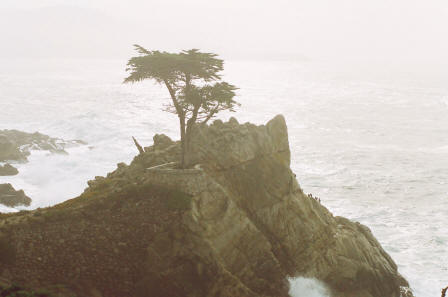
0, 130, 86, 162
186, 116, 290, 169
154, 115, 411, 297
152, 134, 175, 151
0, 116, 413, 297
0, 184, 31, 207
0, 135, 27, 162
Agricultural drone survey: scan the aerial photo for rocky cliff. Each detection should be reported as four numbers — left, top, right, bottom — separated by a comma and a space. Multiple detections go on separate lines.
0, 116, 413, 297
0, 130, 87, 208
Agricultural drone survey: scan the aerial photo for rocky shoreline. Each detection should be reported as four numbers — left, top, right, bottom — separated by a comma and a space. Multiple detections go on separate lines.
0, 184, 31, 207
0, 130, 86, 208
0, 116, 414, 297
0, 129, 86, 163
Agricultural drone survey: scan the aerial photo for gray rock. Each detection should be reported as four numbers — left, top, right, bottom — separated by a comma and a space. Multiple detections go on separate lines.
0, 164, 19, 176
0, 183, 31, 207
0, 134, 28, 162
186, 114, 290, 169
153, 134, 174, 151
0, 129, 86, 162
128, 115, 413, 297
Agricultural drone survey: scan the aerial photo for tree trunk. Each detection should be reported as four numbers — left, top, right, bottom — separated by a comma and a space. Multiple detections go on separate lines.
179, 116, 186, 169
184, 102, 200, 167
184, 119, 194, 167
163, 79, 187, 169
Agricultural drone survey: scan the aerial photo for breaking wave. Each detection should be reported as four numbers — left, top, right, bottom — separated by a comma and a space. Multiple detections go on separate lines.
289, 277, 331, 297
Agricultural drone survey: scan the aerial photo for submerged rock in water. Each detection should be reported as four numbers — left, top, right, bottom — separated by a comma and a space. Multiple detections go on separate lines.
0, 164, 19, 176
0, 116, 413, 297
0, 129, 86, 162
0, 183, 31, 207
0, 134, 27, 162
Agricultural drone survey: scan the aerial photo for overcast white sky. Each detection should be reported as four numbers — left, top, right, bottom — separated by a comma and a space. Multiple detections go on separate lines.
1, 0, 447, 62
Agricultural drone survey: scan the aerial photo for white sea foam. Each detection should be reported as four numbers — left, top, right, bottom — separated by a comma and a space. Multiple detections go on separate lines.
288, 277, 331, 297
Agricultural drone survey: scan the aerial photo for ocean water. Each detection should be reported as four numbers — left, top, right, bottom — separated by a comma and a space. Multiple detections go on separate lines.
289, 277, 331, 297
0, 58, 447, 297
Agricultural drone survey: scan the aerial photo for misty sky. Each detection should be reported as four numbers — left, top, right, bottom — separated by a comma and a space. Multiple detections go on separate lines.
1, 0, 447, 62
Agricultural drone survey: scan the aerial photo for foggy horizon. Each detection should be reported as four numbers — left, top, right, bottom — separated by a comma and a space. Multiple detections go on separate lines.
1, 0, 447, 65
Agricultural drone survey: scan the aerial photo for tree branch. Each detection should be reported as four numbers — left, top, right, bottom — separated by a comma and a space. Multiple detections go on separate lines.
132, 136, 145, 155
442, 286, 448, 297
201, 104, 221, 124
163, 79, 183, 117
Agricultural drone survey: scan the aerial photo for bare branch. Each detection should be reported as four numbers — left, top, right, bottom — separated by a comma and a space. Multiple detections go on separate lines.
132, 136, 145, 155
442, 286, 448, 297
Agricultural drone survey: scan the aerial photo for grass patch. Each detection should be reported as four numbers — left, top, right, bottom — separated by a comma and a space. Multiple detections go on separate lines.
113, 183, 192, 211
5, 180, 192, 226
0, 236, 16, 265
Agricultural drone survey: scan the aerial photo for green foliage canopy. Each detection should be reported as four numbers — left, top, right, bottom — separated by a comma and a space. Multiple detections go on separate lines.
124, 46, 238, 122
124, 45, 239, 167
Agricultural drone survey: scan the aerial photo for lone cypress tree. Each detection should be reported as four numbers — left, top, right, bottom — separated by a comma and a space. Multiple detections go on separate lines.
124, 45, 238, 168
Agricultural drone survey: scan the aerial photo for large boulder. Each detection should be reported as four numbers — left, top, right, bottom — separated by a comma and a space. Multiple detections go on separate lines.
185, 115, 290, 169
0, 184, 31, 207
0, 135, 27, 162
0, 164, 19, 176
152, 134, 175, 151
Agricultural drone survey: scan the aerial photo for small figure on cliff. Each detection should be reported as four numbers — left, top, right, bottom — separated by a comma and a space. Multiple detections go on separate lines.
307, 193, 321, 203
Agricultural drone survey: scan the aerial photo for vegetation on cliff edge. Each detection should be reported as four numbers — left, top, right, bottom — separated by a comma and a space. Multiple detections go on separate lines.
124, 46, 239, 168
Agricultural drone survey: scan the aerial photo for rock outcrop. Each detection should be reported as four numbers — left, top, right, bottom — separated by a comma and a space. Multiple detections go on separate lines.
0, 184, 31, 207
0, 164, 19, 176
0, 134, 25, 162
0, 130, 86, 162
0, 116, 413, 297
